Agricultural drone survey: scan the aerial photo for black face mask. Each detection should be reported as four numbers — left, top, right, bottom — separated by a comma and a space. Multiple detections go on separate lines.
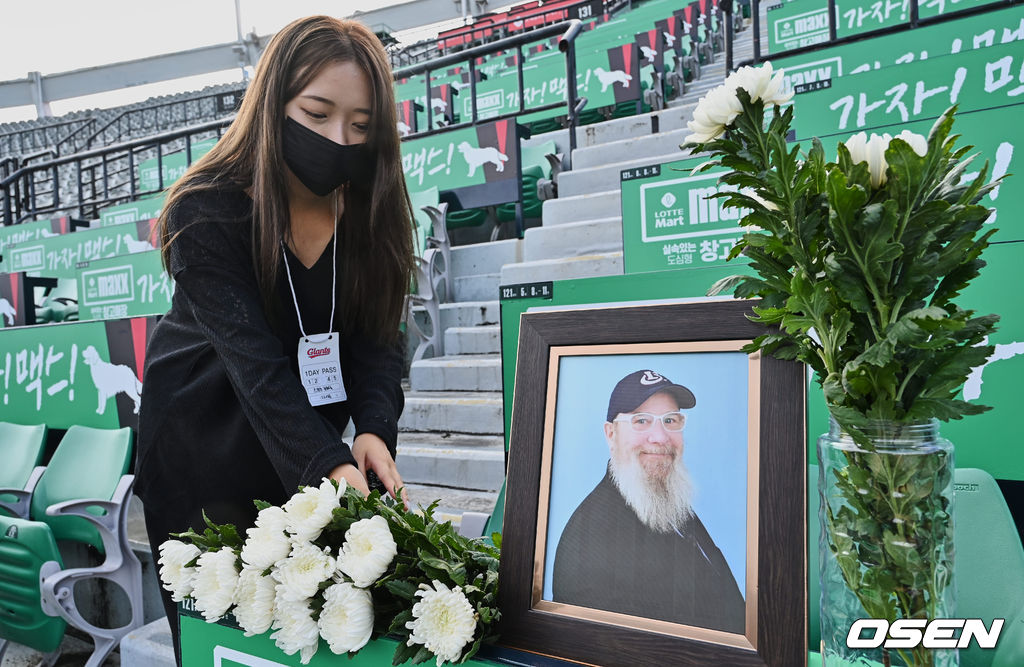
281, 116, 374, 196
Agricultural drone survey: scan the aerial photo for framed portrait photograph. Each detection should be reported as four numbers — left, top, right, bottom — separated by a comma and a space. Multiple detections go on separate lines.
498, 299, 806, 666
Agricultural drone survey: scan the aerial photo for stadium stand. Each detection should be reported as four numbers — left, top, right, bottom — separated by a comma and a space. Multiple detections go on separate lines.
1, 0, 1022, 663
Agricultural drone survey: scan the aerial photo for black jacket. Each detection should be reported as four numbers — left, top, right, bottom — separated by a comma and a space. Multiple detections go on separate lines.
552, 469, 746, 633
134, 189, 404, 523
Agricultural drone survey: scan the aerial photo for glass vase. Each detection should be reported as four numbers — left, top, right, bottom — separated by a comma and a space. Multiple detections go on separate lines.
817, 417, 957, 667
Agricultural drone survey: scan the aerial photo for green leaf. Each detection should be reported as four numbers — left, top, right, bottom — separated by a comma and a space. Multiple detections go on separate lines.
385, 579, 419, 601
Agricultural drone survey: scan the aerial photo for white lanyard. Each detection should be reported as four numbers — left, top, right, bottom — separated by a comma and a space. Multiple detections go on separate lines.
281, 201, 347, 406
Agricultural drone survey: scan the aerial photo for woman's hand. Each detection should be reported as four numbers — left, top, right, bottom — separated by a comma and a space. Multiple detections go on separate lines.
328, 463, 369, 496
352, 433, 409, 509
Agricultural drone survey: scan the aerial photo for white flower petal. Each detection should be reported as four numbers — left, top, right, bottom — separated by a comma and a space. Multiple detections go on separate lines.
272, 541, 336, 602
893, 129, 928, 157
233, 566, 277, 636
337, 515, 398, 588
191, 547, 240, 622
405, 580, 478, 666
157, 540, 201, 602
318, 583, 375, 654
283, 478, 343, 542
271, 592, 320, 665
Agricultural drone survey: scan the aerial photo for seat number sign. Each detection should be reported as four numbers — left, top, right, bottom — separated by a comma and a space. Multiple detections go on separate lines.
297, 333, 347, 406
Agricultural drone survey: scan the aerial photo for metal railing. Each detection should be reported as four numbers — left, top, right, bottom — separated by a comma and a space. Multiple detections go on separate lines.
395, 19, 586, 155
392, 0, 600, 67
0, 116, 97, 160
1, 118, 231, 226
54, 86, 245, 156
3, 20, 585, 227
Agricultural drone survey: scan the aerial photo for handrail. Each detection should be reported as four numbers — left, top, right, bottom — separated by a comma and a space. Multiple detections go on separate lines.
393, 0, 602, 66
394, 20, 584, 154
1, 117, 232, 226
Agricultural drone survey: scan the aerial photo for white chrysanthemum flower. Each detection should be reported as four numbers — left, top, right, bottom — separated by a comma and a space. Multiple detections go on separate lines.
336, 515, 398, 588
726, 61, 793, 107
283, 478, 344, 542
241, 506, 293, 571
405, 580, 478, 667
273, 540, 336, 602
157, 539, 201, 602
685, 83, 744, 144
318, 582, 375, 654
845, 131, 892, 188
191, 547, 240, 622
233, 566, 277, 636
893, 129, 928, 157
271, 591, 320, 665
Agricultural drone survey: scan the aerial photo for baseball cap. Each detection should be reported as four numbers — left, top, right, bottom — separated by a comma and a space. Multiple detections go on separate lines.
606, 370, 696, 422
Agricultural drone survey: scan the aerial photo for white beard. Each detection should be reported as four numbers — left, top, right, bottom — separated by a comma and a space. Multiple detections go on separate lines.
609, 451, 695, 534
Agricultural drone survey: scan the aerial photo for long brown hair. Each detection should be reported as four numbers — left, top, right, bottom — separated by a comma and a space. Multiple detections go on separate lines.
159, 16, 414, 341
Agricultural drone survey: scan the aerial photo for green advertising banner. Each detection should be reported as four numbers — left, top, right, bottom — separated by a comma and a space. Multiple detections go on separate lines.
400, 118, 521, 209
0, 217, 77, 259
0, 316, 157, 430
179, 607, 501, 666
766, 0, 1008, 54
76, 250, 172, 322
775, 5, 1024, 93
99, 194, 165, 226
138, 137, 217, 192
790, 40, 1024, 140
6, 219, 158, 279
620, 158, 755, 274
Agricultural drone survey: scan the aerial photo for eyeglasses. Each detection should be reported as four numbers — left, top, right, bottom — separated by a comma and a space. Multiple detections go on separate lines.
612, 411, 687, 432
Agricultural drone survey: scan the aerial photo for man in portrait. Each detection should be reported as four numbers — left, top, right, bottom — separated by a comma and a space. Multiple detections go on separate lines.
552, 369, 746, 633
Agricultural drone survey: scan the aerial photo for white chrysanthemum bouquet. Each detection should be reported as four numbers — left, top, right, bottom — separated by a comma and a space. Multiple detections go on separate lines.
157, 479, 502, 666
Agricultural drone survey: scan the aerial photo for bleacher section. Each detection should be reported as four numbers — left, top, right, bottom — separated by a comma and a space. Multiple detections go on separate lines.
2, 0, 1023, 663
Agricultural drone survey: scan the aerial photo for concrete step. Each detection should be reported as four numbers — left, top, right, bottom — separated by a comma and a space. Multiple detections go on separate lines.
411, 299, 500, 333
523, 217, 622, 263
409, 354, 501, 392
559, 149, 691, 198
405, 483, 501, 527
396, 431, 505, 491
572, 117, 693, 170
122, 618, 174, 667
453, 272, 500, 302
398, 390, 504, 435
500, 251, 623, 285
541, 189, 620, 226
444, 325, 500, 355
450, 238, 522, 279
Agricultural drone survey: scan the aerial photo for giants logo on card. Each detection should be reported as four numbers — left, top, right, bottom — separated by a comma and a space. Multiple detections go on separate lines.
307, 347, 331, 359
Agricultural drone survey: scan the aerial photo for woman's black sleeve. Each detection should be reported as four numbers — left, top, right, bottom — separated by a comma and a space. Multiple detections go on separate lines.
340, 330, 405, 460
166, 197, 357, 491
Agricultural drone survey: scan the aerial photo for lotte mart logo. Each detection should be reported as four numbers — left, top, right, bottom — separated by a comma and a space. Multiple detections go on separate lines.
639, 172, 751, 243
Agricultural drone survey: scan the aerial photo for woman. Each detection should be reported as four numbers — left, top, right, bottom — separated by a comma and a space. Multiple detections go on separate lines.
135, 16, 414, 661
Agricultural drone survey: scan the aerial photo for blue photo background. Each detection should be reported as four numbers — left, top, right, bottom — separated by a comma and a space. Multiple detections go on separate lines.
541, 350, 749, 602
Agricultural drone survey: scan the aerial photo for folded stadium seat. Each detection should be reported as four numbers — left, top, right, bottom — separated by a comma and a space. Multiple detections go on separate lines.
0, 422, 48, 519
409, 186, 441, 257
34, 279, 78, 324
807, 465, 1024, 667
0, 425, 143, 667
497, 164, 545, 223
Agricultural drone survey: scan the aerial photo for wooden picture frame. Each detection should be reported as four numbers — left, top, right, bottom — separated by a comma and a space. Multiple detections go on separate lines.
498, 299, 806, 666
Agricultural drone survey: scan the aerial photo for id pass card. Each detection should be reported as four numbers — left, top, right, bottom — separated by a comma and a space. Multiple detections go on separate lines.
297, 333, 347, 406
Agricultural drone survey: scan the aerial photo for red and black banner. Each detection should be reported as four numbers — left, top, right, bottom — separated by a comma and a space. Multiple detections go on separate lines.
606, 43, 642, 104
137, 218, 160, 248
0, 272, 27, 328
678, 4, 700, 42
635, 28, 666, 74
104, 316, 158, 430
657, 16, 685, 57
430, 84, 457, 125
450, 118, 523, 211
397, 100, 418, 135
699, 0, 715, 32
49, 216, 72, 235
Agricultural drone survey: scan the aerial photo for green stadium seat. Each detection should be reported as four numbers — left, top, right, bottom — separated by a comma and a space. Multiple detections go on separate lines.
0, 422, 48, 519
808, 465, 1024, 667
0, 425, 144, 667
